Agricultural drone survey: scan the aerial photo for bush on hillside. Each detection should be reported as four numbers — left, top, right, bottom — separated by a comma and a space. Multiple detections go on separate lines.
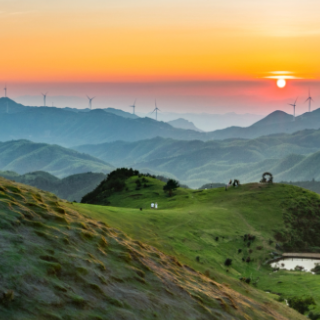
287, 296, 316, 315
81, 168, 139, 205
163, 179, 180, 197
281, 191, 320, 252
312, 264, 320, 275
224, 258, 232, 266
309, 312, 320, 320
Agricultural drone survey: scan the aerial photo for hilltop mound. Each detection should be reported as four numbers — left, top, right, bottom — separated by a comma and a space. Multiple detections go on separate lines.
0, 178, 303, 319
82, 173, 320, 253
81, 168, 183, 207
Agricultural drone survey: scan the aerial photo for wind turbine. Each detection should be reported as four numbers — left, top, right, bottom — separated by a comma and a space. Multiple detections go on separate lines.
87, 96, 95, 110
130, 99, 137, 114
42, 93, 48, 107
289, 97, 298, 121
152, 100, 160, 121
305, 90, 314, 112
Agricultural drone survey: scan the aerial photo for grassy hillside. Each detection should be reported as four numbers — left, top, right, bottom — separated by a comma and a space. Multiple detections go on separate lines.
0, 170, 106, 202
0, 140, 113, 178
283, 180, 320, 194
0, 178, 304, 320
76, 174, 320, 316
75, 129, 320, 188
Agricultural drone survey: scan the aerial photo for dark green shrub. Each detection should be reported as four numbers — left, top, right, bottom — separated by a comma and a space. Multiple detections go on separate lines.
287, 296, 316, 314
309, 312, 320, 320
224, 258, 232, 266
312, 264, 320, 275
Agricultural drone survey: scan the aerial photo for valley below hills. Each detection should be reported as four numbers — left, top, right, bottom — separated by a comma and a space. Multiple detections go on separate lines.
75, 128, 320, 188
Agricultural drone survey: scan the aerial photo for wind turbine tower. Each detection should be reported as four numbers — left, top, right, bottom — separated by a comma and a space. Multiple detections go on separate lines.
87, 96, 95, 110
152, 100, 160, 121
130, 99, 137, 114
305, 90, 314, 112
289, 97, 298, 121
4, 84, 7, 98
42, 93, 48, 107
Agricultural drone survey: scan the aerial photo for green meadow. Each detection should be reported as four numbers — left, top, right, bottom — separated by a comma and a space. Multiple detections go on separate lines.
73, 176, 320, 315
0, 177, 305, 319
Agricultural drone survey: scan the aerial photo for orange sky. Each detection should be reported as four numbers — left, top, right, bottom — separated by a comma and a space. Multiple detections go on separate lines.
1, 0, 320, 82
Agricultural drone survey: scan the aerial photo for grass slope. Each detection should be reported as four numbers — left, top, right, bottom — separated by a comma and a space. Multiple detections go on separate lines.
0, 178, 304, 320
75, 176, 320, 316
0, 140, 114, 177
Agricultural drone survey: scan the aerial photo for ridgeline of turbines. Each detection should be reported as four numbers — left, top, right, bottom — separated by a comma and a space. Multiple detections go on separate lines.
2, 85, 316, 121
289, 91, 314, 121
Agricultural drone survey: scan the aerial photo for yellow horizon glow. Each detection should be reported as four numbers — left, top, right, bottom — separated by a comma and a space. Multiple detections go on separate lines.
1, 1, 320, 82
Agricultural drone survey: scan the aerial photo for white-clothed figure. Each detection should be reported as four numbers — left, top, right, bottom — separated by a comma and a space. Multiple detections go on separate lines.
155, 203, 158, 209
151, 203, 155, 209
225, 179, 233, 191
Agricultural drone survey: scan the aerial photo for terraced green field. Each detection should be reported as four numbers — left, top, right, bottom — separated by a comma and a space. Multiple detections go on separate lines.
73, 176, 320, 316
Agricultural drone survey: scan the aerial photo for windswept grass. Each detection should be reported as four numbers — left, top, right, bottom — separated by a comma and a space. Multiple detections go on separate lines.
0, 177, 304, 319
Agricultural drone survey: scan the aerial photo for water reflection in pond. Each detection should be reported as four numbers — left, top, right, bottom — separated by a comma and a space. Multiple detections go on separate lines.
271, 258, 320, 272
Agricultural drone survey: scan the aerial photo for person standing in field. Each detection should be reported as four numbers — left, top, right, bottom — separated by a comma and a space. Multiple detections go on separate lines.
225, 179, 232, 191
151, 203, 154, 209
155, 203, 158, 209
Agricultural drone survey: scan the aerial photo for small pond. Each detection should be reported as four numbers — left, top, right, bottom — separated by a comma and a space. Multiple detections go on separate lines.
271, 258, 320, 272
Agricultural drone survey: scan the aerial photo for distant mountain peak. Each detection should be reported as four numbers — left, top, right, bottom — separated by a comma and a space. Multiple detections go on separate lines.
251, 110, 293, 127
167, 118, 203, 132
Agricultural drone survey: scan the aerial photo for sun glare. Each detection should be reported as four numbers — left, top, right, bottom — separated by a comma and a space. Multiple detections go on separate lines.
277, 79, 286, 88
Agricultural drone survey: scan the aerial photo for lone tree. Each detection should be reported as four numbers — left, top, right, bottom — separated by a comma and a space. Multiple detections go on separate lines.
163, 179, 179, 197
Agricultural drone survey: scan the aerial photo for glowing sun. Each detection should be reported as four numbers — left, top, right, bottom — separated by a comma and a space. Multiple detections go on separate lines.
277, 79, 286, 88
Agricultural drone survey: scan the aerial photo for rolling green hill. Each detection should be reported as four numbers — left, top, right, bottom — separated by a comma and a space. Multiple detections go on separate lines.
0, 177, 304, 320
0, 140, 114, 177
74, 129, 320, 188
0, 170, 106, 202
77, 171, 320, 316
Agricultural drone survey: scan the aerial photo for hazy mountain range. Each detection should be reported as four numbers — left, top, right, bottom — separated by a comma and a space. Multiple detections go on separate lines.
0, 140, 113, 177
140, 111, 264, 131
1, 98, 320, 147
0, 170, 106, 202
74, 128, 320, 188
2, 97, 320, 188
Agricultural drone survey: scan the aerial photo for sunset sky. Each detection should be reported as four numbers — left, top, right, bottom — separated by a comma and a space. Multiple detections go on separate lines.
1, 0, 320, 113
